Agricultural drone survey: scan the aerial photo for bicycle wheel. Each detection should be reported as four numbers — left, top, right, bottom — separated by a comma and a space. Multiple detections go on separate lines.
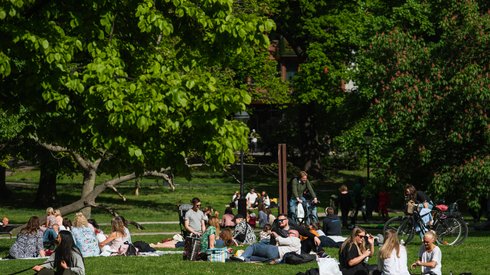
435, 216, 463, 246
384, 216, 415, 245
456, 217, 468, 245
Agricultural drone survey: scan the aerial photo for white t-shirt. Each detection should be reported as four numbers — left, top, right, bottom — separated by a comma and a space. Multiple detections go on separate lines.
246, 192, 258, 205
379, 245, 410, 275
419, 245, 442, 275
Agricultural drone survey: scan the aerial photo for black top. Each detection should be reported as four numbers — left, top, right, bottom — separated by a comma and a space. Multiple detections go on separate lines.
339, 244, 368, 275
338, 192, 353, 210
322, 215, 342, 236
415, 190, 431, 204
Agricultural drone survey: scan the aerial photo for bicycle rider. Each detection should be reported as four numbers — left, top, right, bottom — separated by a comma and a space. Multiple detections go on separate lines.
404, 184, 433, 210
289, 171, 318, 221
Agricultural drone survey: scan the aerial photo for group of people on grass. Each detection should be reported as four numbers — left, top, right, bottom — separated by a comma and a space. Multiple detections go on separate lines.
5, 207, 138, 275
180, 194, 442, 275
339, 227, 441, 275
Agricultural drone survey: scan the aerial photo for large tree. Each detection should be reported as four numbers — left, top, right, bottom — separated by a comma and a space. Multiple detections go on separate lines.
345, 0, 490, 208
0, 0, 275, 216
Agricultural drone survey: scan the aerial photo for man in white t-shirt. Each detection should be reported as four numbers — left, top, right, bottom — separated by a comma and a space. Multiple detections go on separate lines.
411, 231, 442, 275
245, 188, 258, 209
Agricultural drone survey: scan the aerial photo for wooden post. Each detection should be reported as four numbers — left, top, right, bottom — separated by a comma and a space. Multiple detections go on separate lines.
278, 144, 288, 215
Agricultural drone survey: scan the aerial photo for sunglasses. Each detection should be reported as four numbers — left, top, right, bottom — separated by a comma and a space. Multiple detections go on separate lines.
277, 219, 287, 223
358, 234, 366, 238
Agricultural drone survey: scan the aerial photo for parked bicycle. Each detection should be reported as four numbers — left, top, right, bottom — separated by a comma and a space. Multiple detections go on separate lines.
384, 200, 467, 246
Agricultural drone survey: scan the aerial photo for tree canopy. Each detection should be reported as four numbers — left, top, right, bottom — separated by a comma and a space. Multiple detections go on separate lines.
0, 0, 279, 214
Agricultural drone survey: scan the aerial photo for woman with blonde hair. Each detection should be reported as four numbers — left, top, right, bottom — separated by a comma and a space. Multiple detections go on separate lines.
378, 229, 409, 275
339, 227, 376, 275
71, 212, 100, 257
98, 216, 127, 256
200, 216, 224, 255
54, 209, 63, 230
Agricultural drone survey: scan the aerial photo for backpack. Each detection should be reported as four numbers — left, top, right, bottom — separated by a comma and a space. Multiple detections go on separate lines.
119, 241, 139, 256
283, 252, 316, 265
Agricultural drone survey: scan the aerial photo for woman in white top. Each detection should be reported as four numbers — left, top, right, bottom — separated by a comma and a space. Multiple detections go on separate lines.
378, 229, 410, 275
99, 216, 127, 256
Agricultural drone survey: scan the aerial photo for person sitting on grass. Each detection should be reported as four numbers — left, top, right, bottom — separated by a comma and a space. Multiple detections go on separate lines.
378, 229, 410, 275
219, 228, 238, 247
339, 226, 377, 275
0, 216, 13, 232
232, 214, 256, 245
230, 229, 301, 263
98, 217, 127, 256
199, 217, 225, 259
33, 230, 85, 275
321, 207, 345, 248
271, 214, 322, 255
9, 216, 45, 259
259, 224, 272, 244
411, 231, 442, 275
220, 207, 235, 229
71, 212, 100, 257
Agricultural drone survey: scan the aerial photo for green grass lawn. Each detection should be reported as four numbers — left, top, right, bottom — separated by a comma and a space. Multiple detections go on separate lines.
0, 232, 486, 274
1, 168, 488, 274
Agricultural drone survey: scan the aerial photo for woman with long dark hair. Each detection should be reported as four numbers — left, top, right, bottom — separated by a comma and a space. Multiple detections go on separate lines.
33, 230, 85, 275
9, 216, 45, 258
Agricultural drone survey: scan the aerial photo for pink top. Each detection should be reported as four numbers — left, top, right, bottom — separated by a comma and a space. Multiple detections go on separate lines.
221, 214, 235, 227
109, 237, 125, 251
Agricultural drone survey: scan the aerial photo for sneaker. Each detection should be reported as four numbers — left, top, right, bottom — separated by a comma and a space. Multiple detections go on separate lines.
230, 256, 245, 262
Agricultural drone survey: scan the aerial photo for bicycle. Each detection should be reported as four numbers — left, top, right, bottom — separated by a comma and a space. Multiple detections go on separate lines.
384, 200, 467, 246
293, 200, 320, 227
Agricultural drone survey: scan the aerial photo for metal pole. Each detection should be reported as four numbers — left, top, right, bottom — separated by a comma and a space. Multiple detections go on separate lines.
238, 150, 247, 217
240, 150, 244, 197
366, 146, 370, 185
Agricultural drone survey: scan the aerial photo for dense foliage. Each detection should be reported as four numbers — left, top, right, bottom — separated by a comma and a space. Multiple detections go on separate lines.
0, 0, 277, 174
347, 0, 490, 207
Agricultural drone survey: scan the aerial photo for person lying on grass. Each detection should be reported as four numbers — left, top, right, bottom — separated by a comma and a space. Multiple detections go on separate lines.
230, 229, 301, 263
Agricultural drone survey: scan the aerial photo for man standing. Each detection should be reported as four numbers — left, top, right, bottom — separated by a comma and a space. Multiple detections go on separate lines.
184, 197, 206, 236
289, 171, 318, 220
231, 229, 301, 262
246, 188, 258, 209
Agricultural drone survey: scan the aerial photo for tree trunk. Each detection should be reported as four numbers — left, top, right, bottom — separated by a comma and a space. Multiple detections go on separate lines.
134, 177, 141, 196
35, 149, 59, 207
80, 168, 97, 218
0, 165, 11, 199
297, 103, 324, 176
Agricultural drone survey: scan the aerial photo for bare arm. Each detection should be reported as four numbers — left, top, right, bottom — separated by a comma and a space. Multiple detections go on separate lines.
209, 234, 216, 249
99, 232, 117, 247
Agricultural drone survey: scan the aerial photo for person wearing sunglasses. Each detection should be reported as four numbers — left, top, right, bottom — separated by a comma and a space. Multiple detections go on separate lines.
270, 214, 323, 255
230, 229, 301, 263
339, 227, 377, 275
184, 197, 206, 236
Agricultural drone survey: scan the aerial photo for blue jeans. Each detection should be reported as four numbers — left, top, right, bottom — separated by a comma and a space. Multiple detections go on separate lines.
289, 198, 317, 220
241, 242, 279, 262
289, 197, 306, 218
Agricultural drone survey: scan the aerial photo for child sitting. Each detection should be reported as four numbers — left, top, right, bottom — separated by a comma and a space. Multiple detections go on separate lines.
259, 224, 272, 244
